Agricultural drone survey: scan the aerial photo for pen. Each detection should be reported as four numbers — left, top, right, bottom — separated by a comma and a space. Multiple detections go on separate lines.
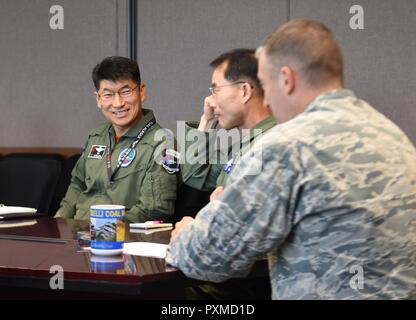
145, 220, 163, 224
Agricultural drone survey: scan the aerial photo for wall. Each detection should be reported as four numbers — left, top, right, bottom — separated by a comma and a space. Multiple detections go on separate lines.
0, 0, 415, 146
137, 0, 416, 144
136, 0, 287, 132
0, 0, 129, 147
290, 0, 416, 144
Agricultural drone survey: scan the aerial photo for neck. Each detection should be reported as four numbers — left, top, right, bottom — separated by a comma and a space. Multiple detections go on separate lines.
240, 99, 272, 129
113, 126, 129, 138
113, 114, 143, 137
302, 84, 342, 110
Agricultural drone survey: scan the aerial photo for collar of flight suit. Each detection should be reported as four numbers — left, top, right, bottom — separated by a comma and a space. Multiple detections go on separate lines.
240, 115, 277, 145
107, 108, 157, 141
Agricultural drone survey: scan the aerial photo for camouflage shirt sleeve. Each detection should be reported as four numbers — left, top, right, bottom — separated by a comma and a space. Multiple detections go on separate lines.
166, 140, 298, 282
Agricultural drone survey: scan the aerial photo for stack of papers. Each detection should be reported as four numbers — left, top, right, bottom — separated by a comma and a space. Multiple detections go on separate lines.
130, 221, 173, 229
130, 226, 173, 235
0, 220, 37, 228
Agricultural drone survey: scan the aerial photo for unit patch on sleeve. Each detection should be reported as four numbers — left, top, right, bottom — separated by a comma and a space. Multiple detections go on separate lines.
162, 149, 180, 174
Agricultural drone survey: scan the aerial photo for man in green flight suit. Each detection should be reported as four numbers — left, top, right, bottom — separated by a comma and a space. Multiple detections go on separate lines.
55, 56, 179, 222
178, 49, 275, 299
181, 48, 276, 203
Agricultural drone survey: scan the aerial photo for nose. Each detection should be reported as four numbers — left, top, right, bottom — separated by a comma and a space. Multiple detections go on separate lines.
112, 93, 125, 108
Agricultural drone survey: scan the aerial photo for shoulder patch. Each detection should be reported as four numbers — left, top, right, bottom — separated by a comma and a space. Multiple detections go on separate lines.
162, 149, 180, 174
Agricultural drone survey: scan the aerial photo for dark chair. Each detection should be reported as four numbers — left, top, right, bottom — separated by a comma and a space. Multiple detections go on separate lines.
49, 153, 81, 215
173, 182, 211, 223
0, 154, 62, 214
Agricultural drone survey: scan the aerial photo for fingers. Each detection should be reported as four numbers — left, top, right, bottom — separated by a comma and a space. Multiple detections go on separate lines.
203, 96, 216, 119
170, 216, 195, 241
209, 186, 224, 202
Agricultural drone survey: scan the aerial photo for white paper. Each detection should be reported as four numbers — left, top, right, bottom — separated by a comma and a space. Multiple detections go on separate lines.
123, 242, 168, 259
0, 206, 37, 215
129, 226, 173, 235
0, 220, 37, 228
130, 222, 173, 229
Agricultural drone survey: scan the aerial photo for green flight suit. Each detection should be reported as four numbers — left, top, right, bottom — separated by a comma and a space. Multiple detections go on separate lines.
179, 115, 276, 299
181, 116, 276, 191
55, 109, 178, 222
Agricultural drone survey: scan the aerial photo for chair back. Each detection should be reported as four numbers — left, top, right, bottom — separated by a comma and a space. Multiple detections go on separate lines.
0, 154, 62, 214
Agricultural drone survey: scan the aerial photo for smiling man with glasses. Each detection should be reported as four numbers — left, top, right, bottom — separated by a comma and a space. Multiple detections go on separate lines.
55, 56, 179, 222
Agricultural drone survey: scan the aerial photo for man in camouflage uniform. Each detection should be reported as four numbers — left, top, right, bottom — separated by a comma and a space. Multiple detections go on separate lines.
55, 56, 178, 222
166, 20, 416, 299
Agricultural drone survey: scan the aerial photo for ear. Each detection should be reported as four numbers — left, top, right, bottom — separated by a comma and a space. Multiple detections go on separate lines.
139, 84, 147, 103
94, 92, 102, 109
241, 82, 253, 104
279, 66, 296, 95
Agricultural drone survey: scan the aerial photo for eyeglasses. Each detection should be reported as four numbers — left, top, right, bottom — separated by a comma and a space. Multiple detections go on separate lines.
209, 81, 252, 95
98, 84, 139, 101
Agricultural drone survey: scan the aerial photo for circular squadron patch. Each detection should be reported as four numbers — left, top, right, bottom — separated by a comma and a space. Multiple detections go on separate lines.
118, 148, 136, 168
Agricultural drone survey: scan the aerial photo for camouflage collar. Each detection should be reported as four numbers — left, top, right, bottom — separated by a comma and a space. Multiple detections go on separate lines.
305, 89, 356, 113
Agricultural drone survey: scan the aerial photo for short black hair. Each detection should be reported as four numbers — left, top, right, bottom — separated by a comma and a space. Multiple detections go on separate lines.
210, 49, 263, 96
92, 56, 141, 90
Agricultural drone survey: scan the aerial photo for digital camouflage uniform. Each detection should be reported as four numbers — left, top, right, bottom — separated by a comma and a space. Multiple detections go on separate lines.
166, 89, 416, 299
181, 116, 276, 190
56, 109, 178, 223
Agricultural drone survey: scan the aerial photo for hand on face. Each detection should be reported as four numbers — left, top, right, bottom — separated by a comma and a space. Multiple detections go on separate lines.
198, 95, 219, 131
203, 95, 217, 120
170, 216, 195, 241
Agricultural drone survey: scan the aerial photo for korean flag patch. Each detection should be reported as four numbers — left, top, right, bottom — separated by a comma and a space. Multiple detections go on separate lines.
88, 145, 107, 159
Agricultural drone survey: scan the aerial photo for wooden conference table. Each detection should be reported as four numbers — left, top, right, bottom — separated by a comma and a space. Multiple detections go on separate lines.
0, 217, 268, 299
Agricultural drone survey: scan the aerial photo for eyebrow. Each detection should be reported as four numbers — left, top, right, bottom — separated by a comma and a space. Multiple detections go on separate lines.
101, 84, 131, 92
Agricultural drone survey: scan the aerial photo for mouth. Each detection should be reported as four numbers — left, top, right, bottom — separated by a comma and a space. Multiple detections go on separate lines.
112, 108, 130, 117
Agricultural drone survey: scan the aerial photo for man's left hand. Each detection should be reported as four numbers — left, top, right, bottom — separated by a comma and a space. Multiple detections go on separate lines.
170, 216, 195, 240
